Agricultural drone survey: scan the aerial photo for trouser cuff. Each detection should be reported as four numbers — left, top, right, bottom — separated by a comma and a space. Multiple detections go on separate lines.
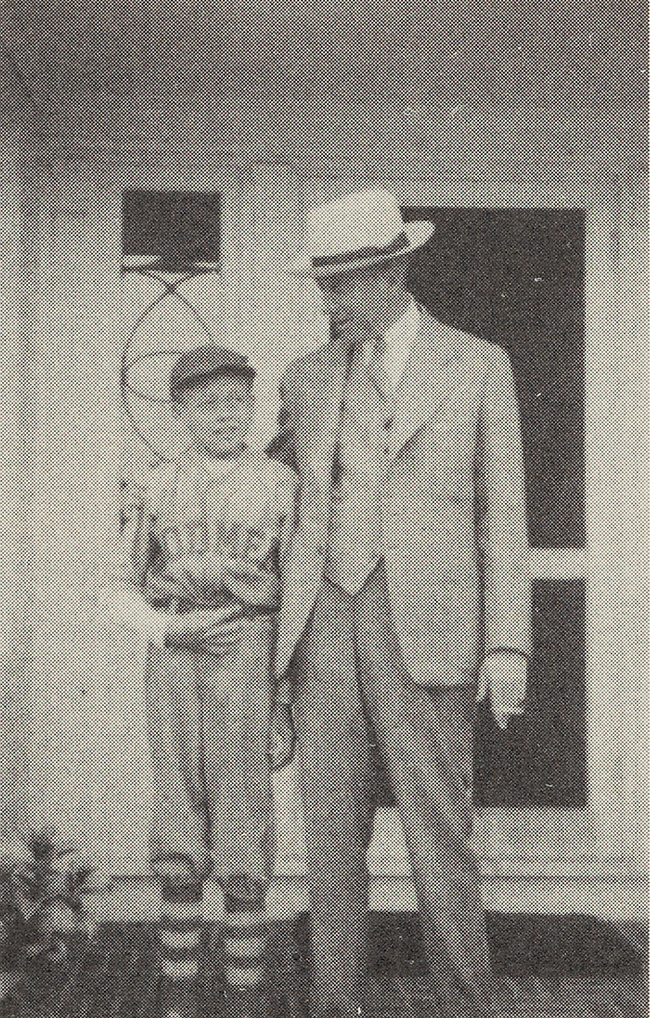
161, 882, 203, 903
221, 873, 267, 912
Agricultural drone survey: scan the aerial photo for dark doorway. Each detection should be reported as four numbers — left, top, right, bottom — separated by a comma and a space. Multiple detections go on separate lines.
403, 207, 585, 550
474, 578, 587, 807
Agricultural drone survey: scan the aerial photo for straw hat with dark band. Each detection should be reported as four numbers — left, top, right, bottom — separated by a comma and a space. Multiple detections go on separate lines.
288, 188, 434, 278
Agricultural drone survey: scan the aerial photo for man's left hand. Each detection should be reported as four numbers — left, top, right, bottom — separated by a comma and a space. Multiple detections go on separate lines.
477, 653, 528, 730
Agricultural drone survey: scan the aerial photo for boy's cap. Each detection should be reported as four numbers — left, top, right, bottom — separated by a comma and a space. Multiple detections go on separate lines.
170, 345, 256, 397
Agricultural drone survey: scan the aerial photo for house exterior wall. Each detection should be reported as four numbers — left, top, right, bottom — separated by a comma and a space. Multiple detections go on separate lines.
1, 100, 646, 918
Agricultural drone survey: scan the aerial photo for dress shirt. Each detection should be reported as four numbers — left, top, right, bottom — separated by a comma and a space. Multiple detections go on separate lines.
360, 298, 420, 391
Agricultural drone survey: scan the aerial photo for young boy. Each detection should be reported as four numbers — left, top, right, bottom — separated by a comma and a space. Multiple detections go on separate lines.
110, 345, 298, 1018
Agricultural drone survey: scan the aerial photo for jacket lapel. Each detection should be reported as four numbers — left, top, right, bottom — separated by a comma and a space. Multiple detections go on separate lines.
292, 312, 462, 482
387, 311, 462, 462
295, 333, 354, 494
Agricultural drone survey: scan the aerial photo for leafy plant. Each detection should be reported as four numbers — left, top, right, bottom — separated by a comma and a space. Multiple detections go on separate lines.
0, 826, 113, 972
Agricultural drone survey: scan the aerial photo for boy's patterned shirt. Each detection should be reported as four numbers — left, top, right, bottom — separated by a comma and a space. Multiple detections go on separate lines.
116, 447, 298, 636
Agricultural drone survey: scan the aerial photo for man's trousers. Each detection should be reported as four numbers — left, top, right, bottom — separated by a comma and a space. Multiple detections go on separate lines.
145, 614, 275, 892
291, 565, 494, 1016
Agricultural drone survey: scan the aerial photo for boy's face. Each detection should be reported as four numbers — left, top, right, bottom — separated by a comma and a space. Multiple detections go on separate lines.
173, 374, 255, 458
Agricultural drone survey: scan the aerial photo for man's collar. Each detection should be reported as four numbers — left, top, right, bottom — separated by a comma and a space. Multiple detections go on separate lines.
382, 297, 420, 347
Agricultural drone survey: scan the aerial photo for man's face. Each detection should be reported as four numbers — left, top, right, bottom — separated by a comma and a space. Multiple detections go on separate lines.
173, 374, 255, 458
315, 264, 391, 336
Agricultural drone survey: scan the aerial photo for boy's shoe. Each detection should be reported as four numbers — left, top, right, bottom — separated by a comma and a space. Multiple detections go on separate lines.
151, 852, 206, 892
270, 991, 309, 1018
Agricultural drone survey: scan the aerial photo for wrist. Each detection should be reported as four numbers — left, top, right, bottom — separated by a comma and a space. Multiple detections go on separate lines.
152, 607, 174, 650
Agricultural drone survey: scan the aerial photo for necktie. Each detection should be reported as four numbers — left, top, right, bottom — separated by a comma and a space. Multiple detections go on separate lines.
366, 334, 391, 397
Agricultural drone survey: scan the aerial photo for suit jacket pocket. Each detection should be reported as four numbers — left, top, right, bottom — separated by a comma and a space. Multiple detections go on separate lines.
386, 498, 478, 578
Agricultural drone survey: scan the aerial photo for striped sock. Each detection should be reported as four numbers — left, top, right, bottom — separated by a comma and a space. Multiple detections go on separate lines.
221, 896, 271, 1014
156, 882, 204, 1018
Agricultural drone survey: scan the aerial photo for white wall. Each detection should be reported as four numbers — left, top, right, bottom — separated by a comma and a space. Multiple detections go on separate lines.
2, 119, 647, 917
0, 139, 28, 822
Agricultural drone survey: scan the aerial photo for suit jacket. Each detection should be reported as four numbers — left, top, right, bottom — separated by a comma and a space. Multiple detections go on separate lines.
273, 307, 532, 686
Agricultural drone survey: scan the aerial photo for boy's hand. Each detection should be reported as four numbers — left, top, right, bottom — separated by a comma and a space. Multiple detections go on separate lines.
164, 603, 243, 646
268, 703, 296, 771
222, 559, 281, 608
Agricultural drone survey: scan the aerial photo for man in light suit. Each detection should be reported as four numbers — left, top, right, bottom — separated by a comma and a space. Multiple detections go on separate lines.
270, 189, 531, 1018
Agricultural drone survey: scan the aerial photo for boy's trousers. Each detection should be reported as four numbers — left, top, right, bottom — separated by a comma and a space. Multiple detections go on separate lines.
292, 563, 494, 1017
145, 614, 275, 889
